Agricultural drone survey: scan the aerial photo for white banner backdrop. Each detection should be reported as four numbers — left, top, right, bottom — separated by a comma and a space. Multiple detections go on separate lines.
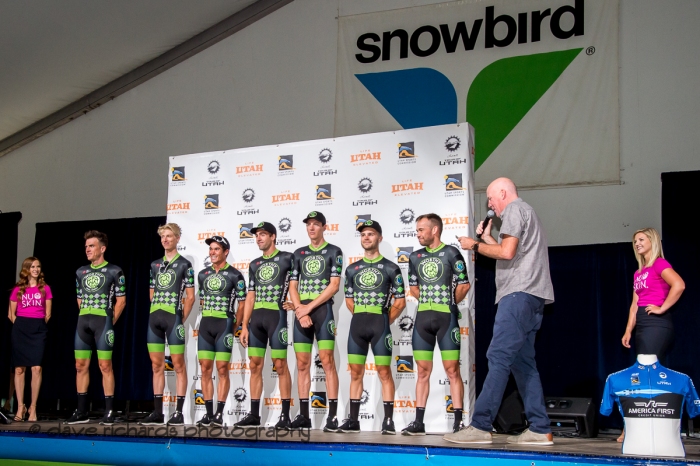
165, 123, 475, 432
335, 0, 619, 190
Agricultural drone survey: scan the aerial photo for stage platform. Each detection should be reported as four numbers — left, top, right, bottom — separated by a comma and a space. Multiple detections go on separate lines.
1, 421, 699, 466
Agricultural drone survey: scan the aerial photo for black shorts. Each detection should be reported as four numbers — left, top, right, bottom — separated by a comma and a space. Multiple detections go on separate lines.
147, 310, 185, 354
347, 313, 392, 366
197, 316, 234, 362
75, 314, 114, 360
248, 309, 288, 359
412, 310, 460, 361
293, 300, 335, 353
12, 316, 47, 367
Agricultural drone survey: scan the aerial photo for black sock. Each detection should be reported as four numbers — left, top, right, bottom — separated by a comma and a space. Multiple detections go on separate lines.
176, 396, 185, 412
154, 394, 163, 415
205, 400, 213, 417
217, 401, 226, 415
300, 398, 309, 418
77, 393, 88, 413
349, 399, 361, 421
328, 399, 338, 418
383, 401, 394, 419
251, 399, 260, 417
105, 395, 114, 412
415, 407, 425, 423
454, 408, 463, 425
282, 399, 291, 418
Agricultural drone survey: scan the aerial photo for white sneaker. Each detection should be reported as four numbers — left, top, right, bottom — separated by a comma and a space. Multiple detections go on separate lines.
506, 429, 554, 445
443, 425, 493, 444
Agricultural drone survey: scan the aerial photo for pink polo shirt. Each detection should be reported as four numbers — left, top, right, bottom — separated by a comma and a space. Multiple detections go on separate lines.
10, 285, 52, 319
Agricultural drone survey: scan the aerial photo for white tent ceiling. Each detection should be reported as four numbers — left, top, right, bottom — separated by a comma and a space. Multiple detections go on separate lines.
0, 0, 258, 142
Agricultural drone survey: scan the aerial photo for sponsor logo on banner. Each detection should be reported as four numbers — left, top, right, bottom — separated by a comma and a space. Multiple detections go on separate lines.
177, 245, 186, 251
236, 163, 264, 177
229, 360, 250, 374
395, 315, 414, 348
170, 167, 186, 186
440, 135, 468, 166
350, 150, 381, 166
441, 213, 469, 231
231, 260, 250, 272
163, 393, 177, 406
198, 230, 226, 244
395, 395, 417, 412
315, 184, 333, 205
203, 160, 225, 186
347, 253, 363, 264
445, 174, 467, 197
193, 388, 205, 408
395, 208, 417, 238
359, 389, 375, 419
278, 155, 295, 176
227, 387, 248, 416
445, 395, 455, 416
264, 396, 295, 409
311, 354, 326, 382
239, 223, 255, 243
204, 194, 220, 215
396, 355, 416, 379
164, 355, 174, 372
314, 148, 338, 176
310, 392, 327, 411
354, 214, 371, 236
353, 177, 378, 206
277, 218, 296, 246
396, 247, 413, 264
272, 190, 300, 205
392, 180, 424, 196
397, 141, 417, 165
167, 199, 190, 214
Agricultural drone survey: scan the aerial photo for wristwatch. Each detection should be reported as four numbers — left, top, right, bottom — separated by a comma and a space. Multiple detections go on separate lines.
471, 242, 479, 253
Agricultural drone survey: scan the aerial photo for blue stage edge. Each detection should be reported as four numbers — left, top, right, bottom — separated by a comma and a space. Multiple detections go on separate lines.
1, 432, 699, 466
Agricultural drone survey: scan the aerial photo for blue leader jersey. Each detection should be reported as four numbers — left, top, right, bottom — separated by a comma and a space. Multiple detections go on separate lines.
601, 362, 700, 457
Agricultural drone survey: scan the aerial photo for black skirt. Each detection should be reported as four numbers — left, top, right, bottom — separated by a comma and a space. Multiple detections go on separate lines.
12, 316, 48, 367
635, 306, 674, 363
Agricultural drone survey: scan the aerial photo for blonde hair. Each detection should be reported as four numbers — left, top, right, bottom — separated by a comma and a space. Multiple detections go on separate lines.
158, 223, 182, 237
632, 228, 664, 271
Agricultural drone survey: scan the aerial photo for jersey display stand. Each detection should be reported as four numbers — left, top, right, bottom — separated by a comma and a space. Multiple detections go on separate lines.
601, 356, 700, 457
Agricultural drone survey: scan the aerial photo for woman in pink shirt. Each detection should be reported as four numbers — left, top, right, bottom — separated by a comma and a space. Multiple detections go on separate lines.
8, 257, 52, 422
621, 228, 685, 358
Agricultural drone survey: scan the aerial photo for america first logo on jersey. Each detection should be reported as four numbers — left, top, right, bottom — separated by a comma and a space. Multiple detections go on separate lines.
204, 274, 227, 293
418, 257, 444, 282
83, 272, 106, 292
355, 268, 383, 290
303, 255, 326, 277
256, 262, 280, 284
156, 270, 176, 290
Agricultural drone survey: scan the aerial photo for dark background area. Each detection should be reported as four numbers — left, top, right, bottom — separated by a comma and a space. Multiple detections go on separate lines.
1, 171, 697, 427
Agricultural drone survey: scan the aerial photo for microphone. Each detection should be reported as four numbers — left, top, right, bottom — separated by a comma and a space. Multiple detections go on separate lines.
476, 210, 495, 240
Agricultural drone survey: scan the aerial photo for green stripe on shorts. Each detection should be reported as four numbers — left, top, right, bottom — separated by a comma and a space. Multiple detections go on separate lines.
168, 344, 185, 355
248, 347, 266, 358
74, 350, 92, 360
318, 340, 335, 351
440, 350, 460, 361
270, 349, 287, 359
348, 354, 366, 365
96, 350, 112, 360
215, 352, 231, 362
198, 350, 215, 360
294, 343, 312, 353
147, 343, 165, 353
413, 350, 434, 361
374, 355, 392, 366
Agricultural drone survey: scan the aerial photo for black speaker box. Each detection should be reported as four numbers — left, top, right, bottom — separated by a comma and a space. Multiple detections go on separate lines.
493, 393, 597, 438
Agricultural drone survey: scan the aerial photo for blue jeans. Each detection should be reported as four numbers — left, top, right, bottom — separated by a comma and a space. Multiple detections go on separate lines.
471, 292, 551, 434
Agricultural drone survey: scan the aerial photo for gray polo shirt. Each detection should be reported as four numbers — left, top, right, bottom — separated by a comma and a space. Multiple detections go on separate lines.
495, 198, 554, 304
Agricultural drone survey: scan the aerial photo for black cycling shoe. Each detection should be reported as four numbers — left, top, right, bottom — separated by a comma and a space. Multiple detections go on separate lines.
338, 418, 360, 433
99, 410, 115, 425
197, 414, 213, 426
290, 414, 312, 429
139, 411, 164, 425
401, 420, 426, 436
65, 410, 89, 425
323, 416, 339, 432
168, 411, 184, 425
381, 417, 396, 435
275, 415, 292, 430
234, 413, 261, 427
211, 412, 224, 427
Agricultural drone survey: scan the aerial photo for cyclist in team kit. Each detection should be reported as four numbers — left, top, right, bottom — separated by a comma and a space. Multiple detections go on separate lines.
237, 222, 296, 429
67, 231, 126, 425
402, 214, 470, 436
341, 220, 405, 434
196, 236, 247, 427
139, 223, 195, 426
287, 211, 343, 431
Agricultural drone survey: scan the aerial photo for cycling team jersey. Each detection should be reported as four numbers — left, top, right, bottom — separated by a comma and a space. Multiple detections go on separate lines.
344, 256, 405, 314
76, 261, 126, 319
149, 254, 195, 316
291, 242, 343, 302
197, 264, 246, 318
248, 250, 295, 310
408, 243, 468, 313
601, 362, 700, 457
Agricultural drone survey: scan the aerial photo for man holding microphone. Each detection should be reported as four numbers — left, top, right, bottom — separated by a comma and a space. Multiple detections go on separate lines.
444, 177, 554, 445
